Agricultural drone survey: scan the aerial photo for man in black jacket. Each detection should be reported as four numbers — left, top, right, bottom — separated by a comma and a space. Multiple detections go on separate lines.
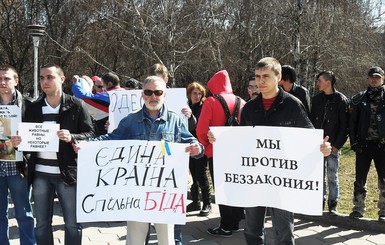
240, 57, 331, 245
12, 64, 95, 244
279, 65, 311, 115
349, 66, 385, 222
310, 71, 349, 215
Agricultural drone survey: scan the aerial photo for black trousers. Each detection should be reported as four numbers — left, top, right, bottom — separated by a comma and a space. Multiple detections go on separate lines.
208, 157, 244, 230
353, 141, 385, 214
189, 155, 211, 205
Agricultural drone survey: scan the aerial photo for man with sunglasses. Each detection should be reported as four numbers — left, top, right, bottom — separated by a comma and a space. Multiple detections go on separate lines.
91, 75, 105, 93
86, 75, 204, 245
72, 72, 124, 135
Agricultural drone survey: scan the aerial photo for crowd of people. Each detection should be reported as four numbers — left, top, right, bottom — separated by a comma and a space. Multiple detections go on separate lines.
0, 56, 383, 245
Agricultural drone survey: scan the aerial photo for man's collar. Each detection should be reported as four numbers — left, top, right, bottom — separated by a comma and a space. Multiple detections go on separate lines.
143, 105, 164, 122
0, 91, 17, 105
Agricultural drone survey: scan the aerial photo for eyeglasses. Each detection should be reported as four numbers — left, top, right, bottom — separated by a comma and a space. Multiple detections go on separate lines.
248, 85, 258, 89
143, 90, 164, 96
95, 85, 104, 89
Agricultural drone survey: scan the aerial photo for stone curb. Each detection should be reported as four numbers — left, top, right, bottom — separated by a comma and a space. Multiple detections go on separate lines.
188, 192, 385, 233
295, 212, 385, 233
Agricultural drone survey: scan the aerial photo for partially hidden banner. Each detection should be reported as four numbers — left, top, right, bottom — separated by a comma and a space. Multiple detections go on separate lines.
107, 88, 187, 132
211, 126, 324, 216
0, 105, 22, 161
76, 140, 190, 224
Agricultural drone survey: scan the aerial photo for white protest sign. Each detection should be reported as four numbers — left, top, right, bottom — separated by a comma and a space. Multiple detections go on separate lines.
0, 105, 22, 161
17, 123, 60, 152
108, 88, 187, 132
211, 126, 324, 215
77, 140, 190, 224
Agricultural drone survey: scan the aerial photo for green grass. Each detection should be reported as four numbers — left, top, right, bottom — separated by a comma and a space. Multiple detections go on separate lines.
332, 139, 379, 219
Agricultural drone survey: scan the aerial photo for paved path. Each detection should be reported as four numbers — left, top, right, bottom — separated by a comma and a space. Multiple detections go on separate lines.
7, 200, 385, 244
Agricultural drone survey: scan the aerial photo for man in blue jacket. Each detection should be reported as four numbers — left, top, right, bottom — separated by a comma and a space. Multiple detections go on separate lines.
87, 75, 204, 245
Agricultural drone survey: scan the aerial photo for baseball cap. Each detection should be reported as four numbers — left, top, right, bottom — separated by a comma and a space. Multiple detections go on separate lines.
367, 67, 384, 77
91, 75, 101, 83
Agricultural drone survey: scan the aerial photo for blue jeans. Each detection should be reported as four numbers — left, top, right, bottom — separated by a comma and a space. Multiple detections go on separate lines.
244, 207, 294, 245
33, 173, 81, 245
323, 151, 340, 204
0, 174, 35, 245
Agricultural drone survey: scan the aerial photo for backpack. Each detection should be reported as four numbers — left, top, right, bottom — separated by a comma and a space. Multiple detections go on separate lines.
214, 94, 241, 126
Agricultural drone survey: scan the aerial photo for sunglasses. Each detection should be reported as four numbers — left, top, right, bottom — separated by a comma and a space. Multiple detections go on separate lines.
143, 90, 164, 96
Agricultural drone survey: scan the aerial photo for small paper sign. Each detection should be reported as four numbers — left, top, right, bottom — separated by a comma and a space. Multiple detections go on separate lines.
17, 123, 60, 152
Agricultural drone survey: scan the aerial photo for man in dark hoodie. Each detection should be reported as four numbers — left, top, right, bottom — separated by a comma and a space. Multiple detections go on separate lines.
196, 70, 246, 237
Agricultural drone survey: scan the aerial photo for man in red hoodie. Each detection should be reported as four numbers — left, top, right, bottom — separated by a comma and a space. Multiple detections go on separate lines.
196, 70, 246, 237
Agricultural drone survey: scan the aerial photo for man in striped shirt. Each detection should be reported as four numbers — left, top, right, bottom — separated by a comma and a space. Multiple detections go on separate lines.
12, 64, 95, 245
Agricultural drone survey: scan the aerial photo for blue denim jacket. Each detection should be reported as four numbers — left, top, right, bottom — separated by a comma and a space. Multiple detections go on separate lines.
92, 105, 204, 158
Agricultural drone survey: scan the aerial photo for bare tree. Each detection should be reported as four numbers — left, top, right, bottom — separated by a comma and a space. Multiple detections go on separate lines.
0, 0, 384, 98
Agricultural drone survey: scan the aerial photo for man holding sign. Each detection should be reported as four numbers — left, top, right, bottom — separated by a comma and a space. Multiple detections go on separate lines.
0, 65, 35, 245
208, 57, 331, 245
242, 57, 332, 245
85, 75, 203, 245
12, 64, 95, 245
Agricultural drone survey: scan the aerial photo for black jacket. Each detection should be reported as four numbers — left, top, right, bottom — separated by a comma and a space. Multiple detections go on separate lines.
287, 83, 311, 115
349, 89, 385, 147
25, 93, 95, 185
310, 90, 349, 150
188, 100, 203, 137
240, 87, 313, 129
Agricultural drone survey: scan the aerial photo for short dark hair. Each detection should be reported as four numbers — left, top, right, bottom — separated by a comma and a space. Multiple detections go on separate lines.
126, 78, 142, 89
101, 72, 120, 87
41, 64, 64, 76
255, 57, 281, 75
281, 65, 296, 83
0, 64, 18, 79
317, 71, 336, 85
248, 74, 255, 81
